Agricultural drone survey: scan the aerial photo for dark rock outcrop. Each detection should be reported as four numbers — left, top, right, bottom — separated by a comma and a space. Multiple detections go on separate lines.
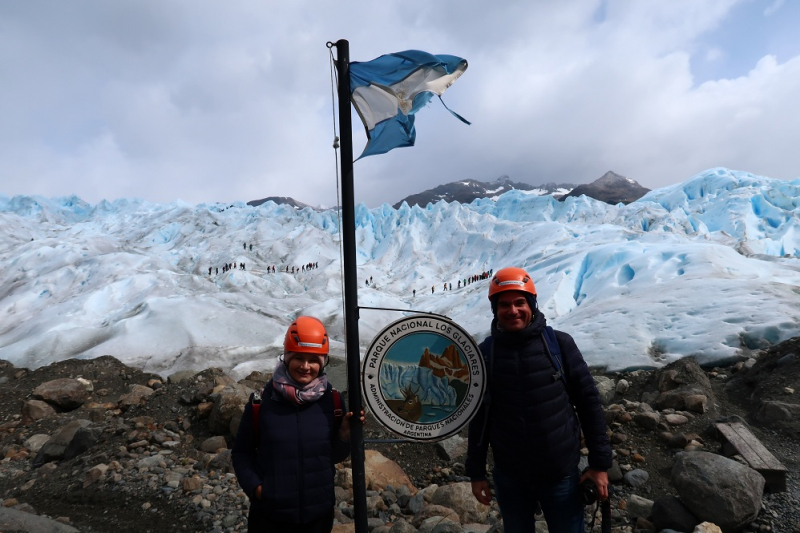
559, 171, 650, 205
246, 196, 312, 209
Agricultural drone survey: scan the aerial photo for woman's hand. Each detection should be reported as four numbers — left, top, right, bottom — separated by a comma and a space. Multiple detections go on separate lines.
338, 409, 366, 441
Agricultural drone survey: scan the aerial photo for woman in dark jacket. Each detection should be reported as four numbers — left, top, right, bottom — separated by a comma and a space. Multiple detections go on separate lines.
232, 316, 363, 533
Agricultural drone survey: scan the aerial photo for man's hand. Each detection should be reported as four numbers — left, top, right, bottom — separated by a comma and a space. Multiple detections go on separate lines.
471, 480, 492, 505
255, 484, 262, 500
579, 469, 609, 501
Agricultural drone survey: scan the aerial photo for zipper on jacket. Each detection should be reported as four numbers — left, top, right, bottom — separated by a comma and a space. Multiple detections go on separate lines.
296, 403, 304, 523
477, 341, 495, 448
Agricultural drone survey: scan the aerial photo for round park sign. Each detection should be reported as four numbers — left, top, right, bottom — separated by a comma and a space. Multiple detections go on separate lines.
361, 314, 486, 442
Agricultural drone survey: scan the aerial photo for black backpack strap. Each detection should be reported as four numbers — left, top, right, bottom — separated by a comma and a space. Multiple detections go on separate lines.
542, 327, 580, 412
251, 387, 263, 448
331, 388, 344, 424
542, 326, 568, 389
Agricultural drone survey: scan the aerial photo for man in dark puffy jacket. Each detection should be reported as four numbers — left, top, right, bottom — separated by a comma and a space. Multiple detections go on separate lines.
465, 267, 612, 533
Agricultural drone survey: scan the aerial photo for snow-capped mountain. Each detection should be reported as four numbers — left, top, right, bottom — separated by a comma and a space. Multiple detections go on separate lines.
559, 171, 651, 205
0, 168, 798, 379
246, 196, 313, 210
391, 175, 575, 209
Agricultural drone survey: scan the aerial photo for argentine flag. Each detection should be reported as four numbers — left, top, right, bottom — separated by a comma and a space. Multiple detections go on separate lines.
350, 50, 469, 159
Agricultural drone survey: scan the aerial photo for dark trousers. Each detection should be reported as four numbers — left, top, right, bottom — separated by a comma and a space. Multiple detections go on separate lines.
493, 467, 584, 533
247, 507, 334, 533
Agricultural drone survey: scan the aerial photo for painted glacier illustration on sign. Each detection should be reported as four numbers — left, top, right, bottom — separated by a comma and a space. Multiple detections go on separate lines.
362, 315, 485, 441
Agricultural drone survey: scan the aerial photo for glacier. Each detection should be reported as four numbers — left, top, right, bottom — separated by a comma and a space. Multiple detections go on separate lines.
0, 167, 798, 378
379, 363, 457, 407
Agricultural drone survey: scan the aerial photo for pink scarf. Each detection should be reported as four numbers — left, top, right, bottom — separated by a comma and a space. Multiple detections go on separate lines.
272, 363, 328, 404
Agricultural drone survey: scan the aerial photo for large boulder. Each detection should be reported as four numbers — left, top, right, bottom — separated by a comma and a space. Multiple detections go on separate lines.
411, 505, 460, 529
33, 419, 93, 466
757, 400, 800, 430
208, 383, 252, 435
417, 516, 461, 532
626, 494, 654, 519
117, 384, 155, 410
653, 358, 715, 412
237, 370, 272, 392
633, 411, 661, 430
32, 378, 91, 410
385, 519, 416, 533
593, 376, 616, 405
671, 451, 764, 532
63, 425, 104, 460
21, 400, 56, 422
167, 369, 199, 384
23, 434, 50, 454
685, 394, 709, 413
694, 523, 724, 533
430, 482, 490, 524
623, 469, 649, 488
0, 505, 81, 532
652, 495, 700, 532
364, 449, 417, 494
436, 434, 468, 462
200, 436, 227, 453
206, 449, 234, 474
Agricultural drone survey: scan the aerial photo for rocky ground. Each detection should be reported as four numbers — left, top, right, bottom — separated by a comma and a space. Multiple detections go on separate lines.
0, 337, 796, 533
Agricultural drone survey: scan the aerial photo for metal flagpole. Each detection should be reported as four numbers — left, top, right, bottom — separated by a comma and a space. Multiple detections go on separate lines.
333, 38, 368, 533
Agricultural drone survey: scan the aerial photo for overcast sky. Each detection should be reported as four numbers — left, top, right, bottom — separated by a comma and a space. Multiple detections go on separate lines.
1, 0, 798, 208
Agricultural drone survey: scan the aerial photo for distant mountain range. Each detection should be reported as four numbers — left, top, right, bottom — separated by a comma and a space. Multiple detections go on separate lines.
390, 175, 574, 209
247, 172, 650, 209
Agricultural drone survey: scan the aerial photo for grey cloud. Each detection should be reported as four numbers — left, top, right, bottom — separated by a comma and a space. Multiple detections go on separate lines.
0, 1, 797, 208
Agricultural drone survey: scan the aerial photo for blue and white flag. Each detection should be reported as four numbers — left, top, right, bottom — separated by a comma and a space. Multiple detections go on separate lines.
349, 50, 469, 159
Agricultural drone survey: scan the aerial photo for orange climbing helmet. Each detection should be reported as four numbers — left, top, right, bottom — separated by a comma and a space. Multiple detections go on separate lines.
488, 267, 537, 300
284, 316, 329, 362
